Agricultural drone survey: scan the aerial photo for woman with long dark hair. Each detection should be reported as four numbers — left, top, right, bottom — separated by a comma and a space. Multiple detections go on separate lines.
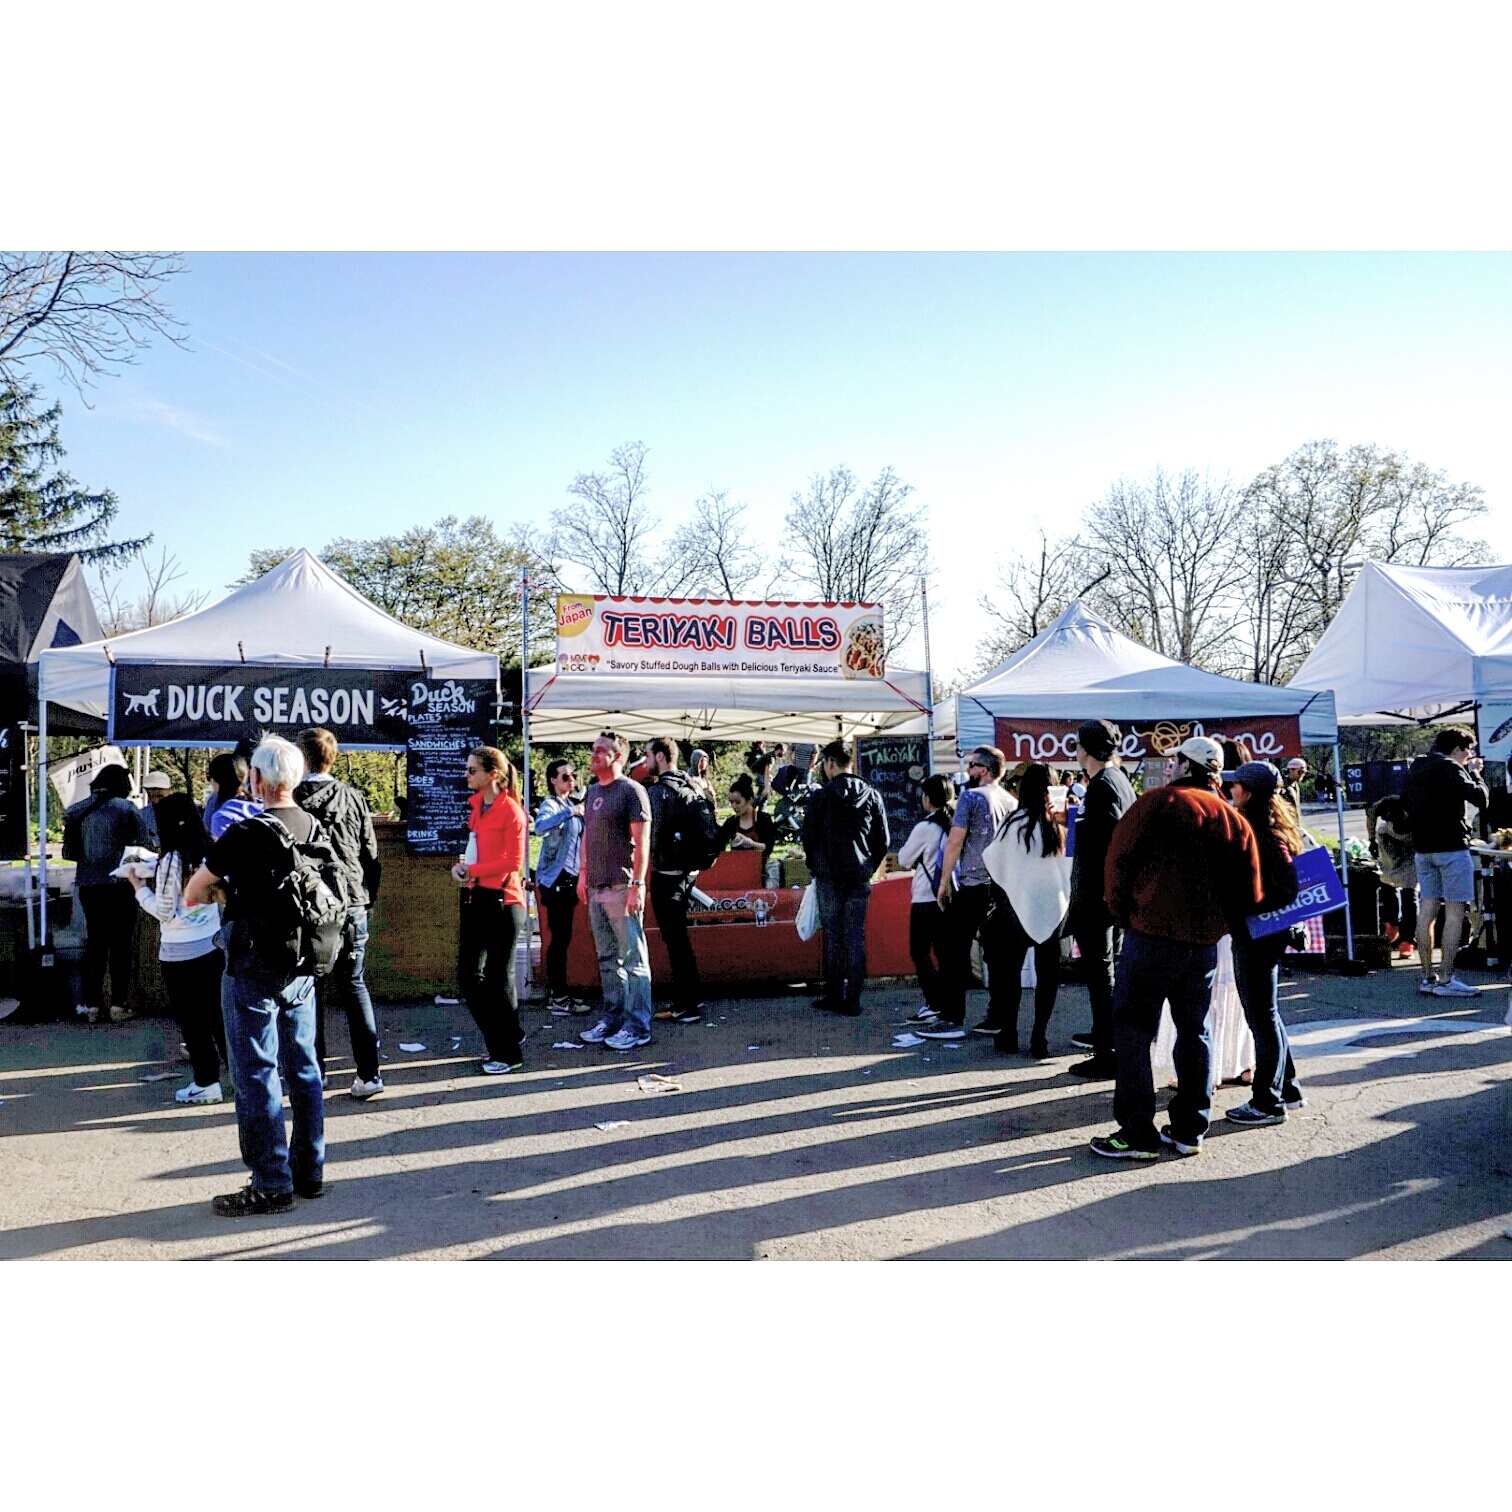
982, 762, 1071, 1057
451, 746, 528, 1074
129, 793, 227, 1101
1225, 761, 1306, 1125
897, 774, 956, 1024
535, 756, 586, 1014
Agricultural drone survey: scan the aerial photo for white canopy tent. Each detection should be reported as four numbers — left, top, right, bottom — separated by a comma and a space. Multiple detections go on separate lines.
1290, 562, 1512, 722
33, 549, 499, 943
956, 601, 1339, 749
522, 665, 933, 745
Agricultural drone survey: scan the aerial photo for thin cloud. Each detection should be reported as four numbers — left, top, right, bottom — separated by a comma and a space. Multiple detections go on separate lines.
124, 396, 231, 447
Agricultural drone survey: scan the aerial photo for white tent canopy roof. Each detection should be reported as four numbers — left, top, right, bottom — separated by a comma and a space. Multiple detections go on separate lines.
37, 549, 499, 709
1290, 562, 1512, 721
523, 665, 932, 744
955, 601, 1338, 748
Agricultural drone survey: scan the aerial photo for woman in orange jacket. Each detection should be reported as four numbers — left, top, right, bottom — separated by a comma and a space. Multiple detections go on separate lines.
450, 746, 528, 1074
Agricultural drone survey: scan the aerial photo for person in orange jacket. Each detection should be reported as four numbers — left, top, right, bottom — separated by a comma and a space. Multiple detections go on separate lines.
1089, 735, 1264, 1160
450, 746, 529, 1075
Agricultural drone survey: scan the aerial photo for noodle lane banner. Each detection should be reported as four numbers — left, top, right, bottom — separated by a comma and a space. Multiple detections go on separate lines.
993, 715, 1303, 765
555, 594, 887, 678
110, 663, 412, 749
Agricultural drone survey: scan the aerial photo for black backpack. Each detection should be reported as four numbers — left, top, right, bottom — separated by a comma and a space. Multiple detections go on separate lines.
232, 813, 351, 979
657, 771, 723, 873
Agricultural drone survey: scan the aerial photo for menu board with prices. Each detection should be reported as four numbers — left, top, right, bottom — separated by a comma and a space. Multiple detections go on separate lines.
404, 678, 497, 857
855, 733, 929, 850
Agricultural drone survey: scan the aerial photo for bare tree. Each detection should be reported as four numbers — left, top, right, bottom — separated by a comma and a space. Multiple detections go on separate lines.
94, 548, 208, 636
785, 464, 928, 648
1083, 468, 1244, 668
0, 252, 186, 395
977, 528, 1108, 670
549, 441, 666, 594
659, 488, 790, 598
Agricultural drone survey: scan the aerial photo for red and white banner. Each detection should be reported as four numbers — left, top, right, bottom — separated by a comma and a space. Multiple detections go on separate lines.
992, 715, 1303, 765
555, 594, 886, 678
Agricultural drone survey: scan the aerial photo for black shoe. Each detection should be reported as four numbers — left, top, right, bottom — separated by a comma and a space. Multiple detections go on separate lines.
1067, 1056, 1117, 1080
1070, 1032, 1095, 1052
1158, 1125, 1203, 1156
817, 1002, 862, 1017
812, 996, 839, 1012
212, 1183, 295, 1218
1029, 1034, 1050, 1060
993, 1032, 1020, 1055
968, 1019, 1001, 1036
294, 1178, 328, 1199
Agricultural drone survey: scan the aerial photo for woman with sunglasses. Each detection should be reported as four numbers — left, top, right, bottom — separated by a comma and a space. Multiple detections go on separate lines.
534, 757, 588, 1014
451, 746, 529, 1074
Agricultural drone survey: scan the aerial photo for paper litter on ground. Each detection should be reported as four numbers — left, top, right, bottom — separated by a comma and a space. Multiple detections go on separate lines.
399, 1042, 427, 1053
594, 1120, 632, 1131
139, 1070, 178, 1082
434, 995, 459, 1006
891, 1032, 926, 1048
747, 1045, 760, 1051
551, 1041, 585, 1050
636, 1073, 682, 1094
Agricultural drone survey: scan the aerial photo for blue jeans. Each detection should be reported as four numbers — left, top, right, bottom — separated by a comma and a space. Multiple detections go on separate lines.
315, 908, 381, 1082
222, 969, 324, 1196
588, 886, 653, 1036
1232, 932, 1301, 1114
816, 877, 870, 1012
1112, 929, 1218, 1146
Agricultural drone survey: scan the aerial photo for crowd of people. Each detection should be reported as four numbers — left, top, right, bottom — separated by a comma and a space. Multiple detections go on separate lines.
55, 710, 1490, 1215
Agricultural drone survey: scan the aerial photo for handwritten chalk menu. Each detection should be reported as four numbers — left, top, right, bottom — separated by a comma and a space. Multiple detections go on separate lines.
0, 725, 23, 861
405, 678, 497, 857
855, 733, 928, 849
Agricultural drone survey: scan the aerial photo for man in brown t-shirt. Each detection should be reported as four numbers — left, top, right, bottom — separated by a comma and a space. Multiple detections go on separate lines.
577, 729, 654, 1051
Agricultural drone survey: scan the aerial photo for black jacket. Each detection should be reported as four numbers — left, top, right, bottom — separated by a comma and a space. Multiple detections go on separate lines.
1069, 764, 1136, 921
646, 768, 705, 873
1404, 751, 1488, 854
294, 776, 381, 908
801, 773, 889, 887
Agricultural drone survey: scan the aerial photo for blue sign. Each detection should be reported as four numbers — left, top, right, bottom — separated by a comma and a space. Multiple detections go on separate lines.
1246, 845, 1346, 938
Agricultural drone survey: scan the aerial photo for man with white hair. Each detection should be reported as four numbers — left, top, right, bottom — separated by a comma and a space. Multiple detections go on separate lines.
186, 734, 335, 1216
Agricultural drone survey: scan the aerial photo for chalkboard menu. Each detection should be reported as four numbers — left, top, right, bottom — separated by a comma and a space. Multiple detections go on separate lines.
856, 733, 929, 850
0, 724, 24, 861
405, 678, 497, 856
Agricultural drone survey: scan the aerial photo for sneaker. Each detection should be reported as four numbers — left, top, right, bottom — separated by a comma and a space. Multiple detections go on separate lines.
1158, 1125, 1203, 1156
968, 1019, 1001, 1036
604, 1027, 652, 1051
1067, 1056, 1117, 1080
350, 1075, 385, 1100
652, 1007, 678, 1021
548, 995, 575, 1016
1070, 1031, 1095, 1051
1226, 1100, 1286, 1127
1283, 1089, 1307, 1110
1418, 978, 1440, 995
905, 1005, 940, 1025
212, 1182, 294, 1217
480, 1060, 523, 1075
670, 1005, 704, 1023
580, 1018, 614, 1043
1089, 1130, 1160, 1160
567, 996, 594, 1016
175, 1080, 223, 1105
1397, 940, 1416, 959
916, 1021, 966, 1040
295, 1177, 328, 1199
1433, 976, 1479, 997
86, 1006, 106, 1024
109, 1006, 137, 1023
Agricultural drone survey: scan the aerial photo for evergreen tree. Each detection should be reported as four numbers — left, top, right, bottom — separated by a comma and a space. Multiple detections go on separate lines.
0, 383, 148, 563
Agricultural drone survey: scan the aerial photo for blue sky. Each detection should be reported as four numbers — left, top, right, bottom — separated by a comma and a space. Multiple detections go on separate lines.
48, 251, 1512, 682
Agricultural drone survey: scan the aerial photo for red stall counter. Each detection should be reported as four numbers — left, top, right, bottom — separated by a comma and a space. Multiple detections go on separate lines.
539, 869, 916, 992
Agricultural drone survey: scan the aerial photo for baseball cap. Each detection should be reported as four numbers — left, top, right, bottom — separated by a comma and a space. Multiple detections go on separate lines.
1075, 719, 1121, 760
1176, 736, 1225, 771
1227, 760, 1281, 796
142, 770, 172, 792
1285, 757, 1307, 770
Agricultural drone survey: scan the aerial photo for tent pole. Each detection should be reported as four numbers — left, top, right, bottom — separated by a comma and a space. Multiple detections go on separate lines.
21, 725, 35, 952
38, 696, 48, 949
921, 574, 936, 777
1332, 740, 1354, 962
519, 569, 535, 993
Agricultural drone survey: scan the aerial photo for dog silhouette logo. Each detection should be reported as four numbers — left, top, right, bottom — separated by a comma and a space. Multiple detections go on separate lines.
123, 689, 160, 718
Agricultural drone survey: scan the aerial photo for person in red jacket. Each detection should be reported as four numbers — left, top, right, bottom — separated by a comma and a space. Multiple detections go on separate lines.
450, 746, 528, 1075
1089, 735, 1264, 1160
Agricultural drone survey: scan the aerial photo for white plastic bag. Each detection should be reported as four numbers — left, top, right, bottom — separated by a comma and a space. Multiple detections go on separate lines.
795, 882, 820, 941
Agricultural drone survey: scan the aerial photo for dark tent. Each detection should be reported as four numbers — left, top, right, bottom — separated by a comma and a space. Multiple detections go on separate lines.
0, 553, 107, 736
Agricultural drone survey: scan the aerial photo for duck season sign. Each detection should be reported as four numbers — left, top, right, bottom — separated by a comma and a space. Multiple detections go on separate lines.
109, 663, 414, 749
